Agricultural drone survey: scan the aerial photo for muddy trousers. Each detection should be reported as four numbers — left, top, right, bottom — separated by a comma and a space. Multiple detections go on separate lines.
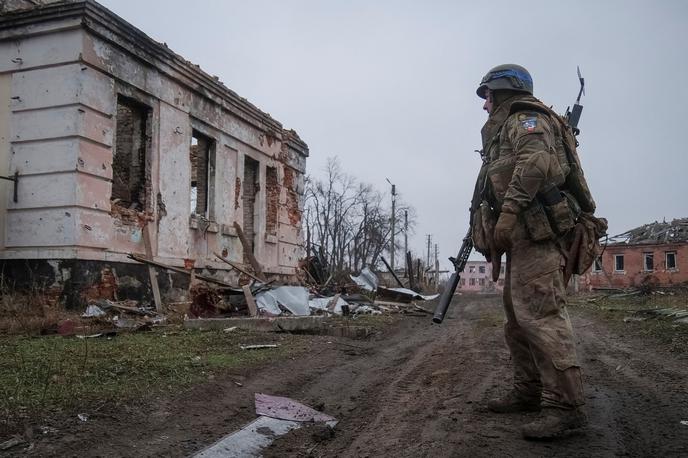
502, 224, 585, 409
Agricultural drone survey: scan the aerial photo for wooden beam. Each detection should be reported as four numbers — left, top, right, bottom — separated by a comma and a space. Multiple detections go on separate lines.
233, 222, 266, 281
380, 256, 405, 288
214, 252, 265, 284
242, 285, 258, 317
142, 223, 163, 312
406, 251, 416, 291
326, 293, 341, 313
127, 254, 240, 290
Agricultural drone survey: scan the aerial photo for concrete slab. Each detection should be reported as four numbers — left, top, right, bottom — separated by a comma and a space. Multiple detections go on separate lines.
192, 415, 301, 458
183, 315, 328, 332
183, 316, 372, 338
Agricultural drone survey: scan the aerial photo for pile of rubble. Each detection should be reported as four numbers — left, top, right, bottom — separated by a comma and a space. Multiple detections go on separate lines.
71, 234, 438, 330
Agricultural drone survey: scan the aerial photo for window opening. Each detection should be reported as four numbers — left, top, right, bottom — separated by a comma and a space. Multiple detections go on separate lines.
190, 131, 215, 218
242, 156, 260, 259
112, 96, 150, 211
614, 254, 624, 272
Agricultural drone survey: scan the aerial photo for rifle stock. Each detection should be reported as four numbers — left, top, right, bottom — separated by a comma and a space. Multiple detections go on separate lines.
432, 230, 473, 324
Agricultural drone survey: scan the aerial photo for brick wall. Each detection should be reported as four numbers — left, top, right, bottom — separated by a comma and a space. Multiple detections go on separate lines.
582, 243, 688, 289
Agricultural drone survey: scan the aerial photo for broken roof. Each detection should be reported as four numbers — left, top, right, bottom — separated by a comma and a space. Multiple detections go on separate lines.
609, 218, 688, 245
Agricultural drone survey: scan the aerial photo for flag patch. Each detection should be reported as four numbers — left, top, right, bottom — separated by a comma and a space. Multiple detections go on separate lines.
521, 117, 537, 132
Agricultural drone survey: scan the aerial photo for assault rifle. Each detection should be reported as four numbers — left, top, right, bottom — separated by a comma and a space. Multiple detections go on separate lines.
564, 66, 585, 132
432, 229, 473, 324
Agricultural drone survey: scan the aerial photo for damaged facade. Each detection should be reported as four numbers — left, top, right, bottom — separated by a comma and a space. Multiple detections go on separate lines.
581, 218, 688, 290
0, 0, 308, 307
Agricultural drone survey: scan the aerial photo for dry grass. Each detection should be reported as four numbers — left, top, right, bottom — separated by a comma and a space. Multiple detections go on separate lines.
0, 327, 306, 436
0, 284, 75, 336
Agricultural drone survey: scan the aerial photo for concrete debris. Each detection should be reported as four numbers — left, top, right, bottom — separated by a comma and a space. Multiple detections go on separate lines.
353, 305, 382, 315
39, 426, 59, 435
80, 299, 166, 332
240, 344, 279, 350
82, 304, 107, 318
0, 436, 25, 451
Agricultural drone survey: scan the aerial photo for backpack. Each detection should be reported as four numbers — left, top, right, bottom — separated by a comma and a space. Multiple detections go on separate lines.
510, 100, 607, 275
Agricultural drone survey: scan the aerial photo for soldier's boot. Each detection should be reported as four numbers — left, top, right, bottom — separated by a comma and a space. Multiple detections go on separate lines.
487, 390, 540, 413
521, 407, 587, 440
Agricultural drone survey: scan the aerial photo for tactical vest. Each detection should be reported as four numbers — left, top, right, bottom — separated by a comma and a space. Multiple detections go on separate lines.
472, 96, 600, 254
507, 99, 597, 213
472, 96, 606, 277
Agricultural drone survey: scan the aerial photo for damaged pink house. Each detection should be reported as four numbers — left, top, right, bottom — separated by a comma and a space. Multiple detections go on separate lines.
0, 0, 308, 307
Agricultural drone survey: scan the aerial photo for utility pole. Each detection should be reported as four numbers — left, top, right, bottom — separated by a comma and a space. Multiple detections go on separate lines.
387, 179, 397, 272
426, 234, 432, 268
434, 243, 439, 290
404, 210, 408, 276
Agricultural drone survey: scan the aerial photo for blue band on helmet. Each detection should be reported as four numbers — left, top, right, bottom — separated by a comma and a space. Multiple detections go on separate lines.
482, 69, 532, 85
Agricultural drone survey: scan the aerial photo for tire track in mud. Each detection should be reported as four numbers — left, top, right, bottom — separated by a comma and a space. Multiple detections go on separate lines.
334, 296, 508, 457
269, 295, 688, 457
575, 318, 688, 457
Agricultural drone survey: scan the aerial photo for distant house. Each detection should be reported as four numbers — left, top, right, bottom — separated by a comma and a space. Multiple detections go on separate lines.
581, 218, 688, 290
460, 260, 505, 293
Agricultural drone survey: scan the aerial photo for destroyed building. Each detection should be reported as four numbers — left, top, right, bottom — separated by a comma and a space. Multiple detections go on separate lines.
582, 218, 688, 290
0, 0, 308, 307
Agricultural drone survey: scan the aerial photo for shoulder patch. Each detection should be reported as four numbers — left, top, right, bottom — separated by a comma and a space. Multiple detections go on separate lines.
520, 116, 537, 132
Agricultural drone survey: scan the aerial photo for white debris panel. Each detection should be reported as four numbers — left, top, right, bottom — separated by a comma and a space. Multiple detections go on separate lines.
256, 286, 310, 316
350, 266, 379, 291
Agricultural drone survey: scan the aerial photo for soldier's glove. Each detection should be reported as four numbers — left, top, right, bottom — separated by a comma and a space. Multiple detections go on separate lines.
494, 211, 517, 251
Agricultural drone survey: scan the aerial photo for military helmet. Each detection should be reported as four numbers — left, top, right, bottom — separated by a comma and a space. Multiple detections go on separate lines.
476, 64, 533, 99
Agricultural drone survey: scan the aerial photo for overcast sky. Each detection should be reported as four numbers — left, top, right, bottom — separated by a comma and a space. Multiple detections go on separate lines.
100, 0, 688, 268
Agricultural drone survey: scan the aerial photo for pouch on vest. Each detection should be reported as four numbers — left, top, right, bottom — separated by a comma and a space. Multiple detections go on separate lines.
471, 206, 489, 256
471, 201, 497, 257
573, 213, 608, 275
539, 186, 576, 235
522, 200, 556, 242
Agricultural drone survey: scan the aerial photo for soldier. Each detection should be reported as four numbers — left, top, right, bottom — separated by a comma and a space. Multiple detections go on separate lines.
473, 64, 588, 439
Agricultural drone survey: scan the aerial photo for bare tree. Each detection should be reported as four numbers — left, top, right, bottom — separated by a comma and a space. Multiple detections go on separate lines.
304, 157, 416, 278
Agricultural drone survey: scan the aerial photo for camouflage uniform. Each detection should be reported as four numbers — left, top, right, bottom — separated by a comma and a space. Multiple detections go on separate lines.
480, 93, 585, 410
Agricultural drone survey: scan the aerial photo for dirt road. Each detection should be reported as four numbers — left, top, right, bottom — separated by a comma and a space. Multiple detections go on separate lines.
24, 294, 688, 457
